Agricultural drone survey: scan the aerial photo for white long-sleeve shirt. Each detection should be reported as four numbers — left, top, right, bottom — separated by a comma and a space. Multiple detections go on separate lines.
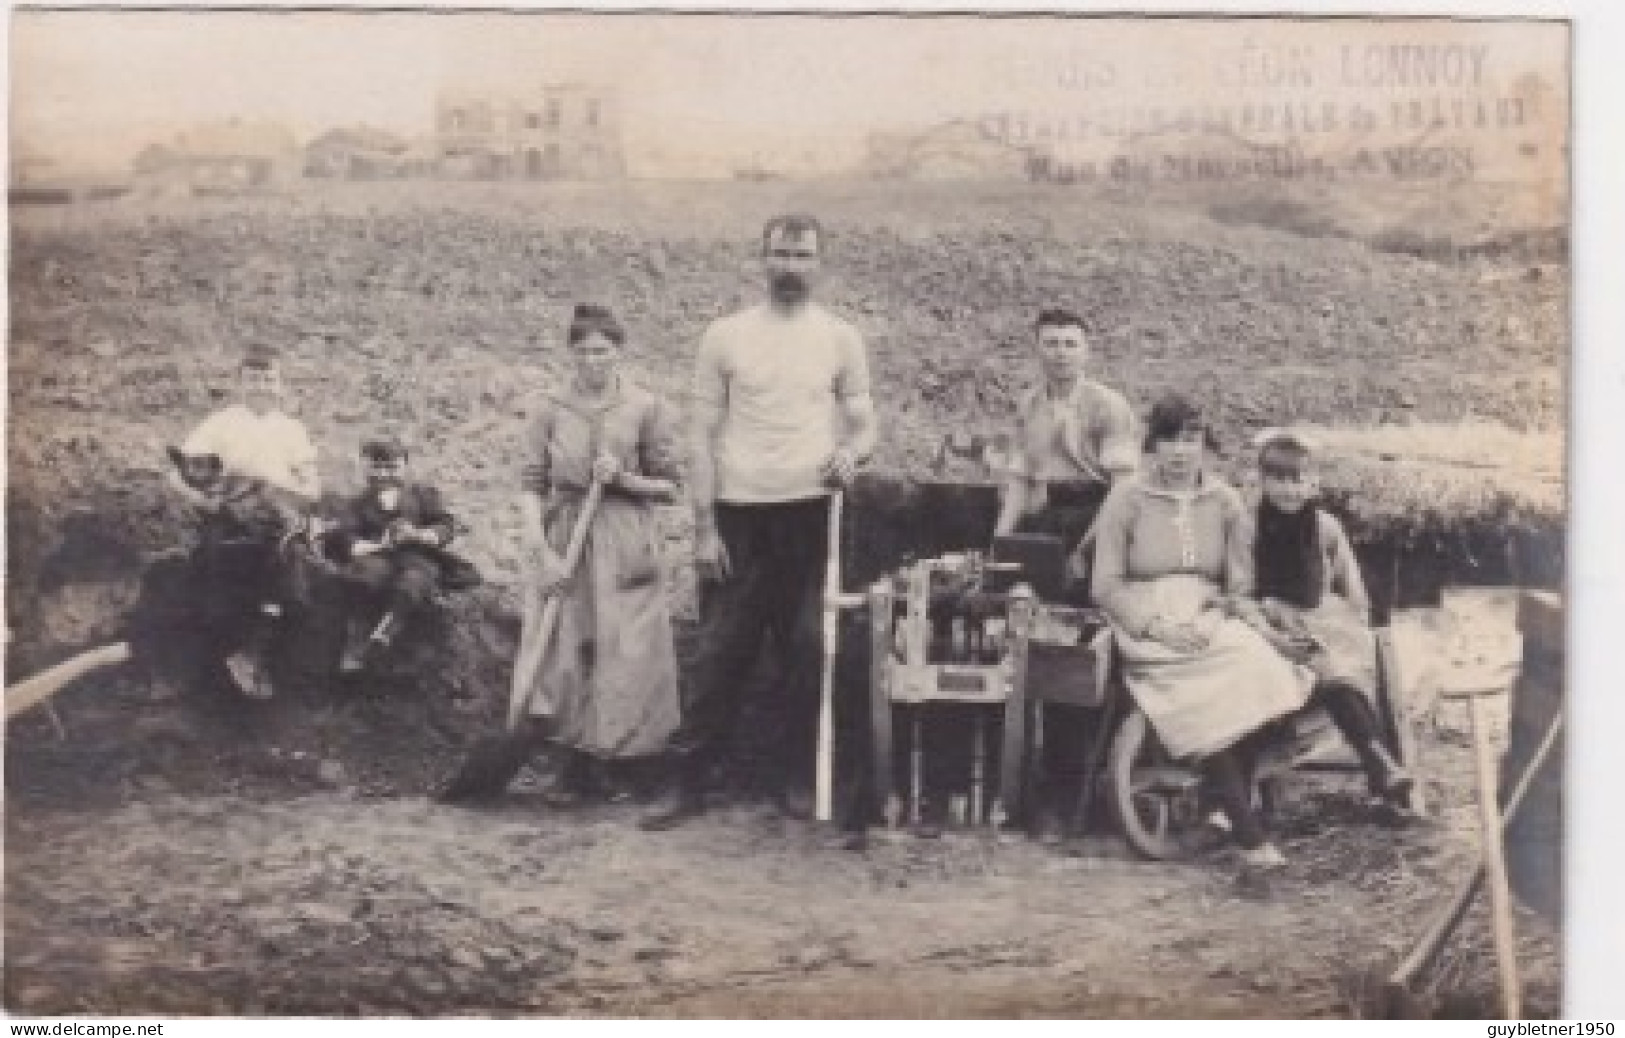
180, 404, 320, 498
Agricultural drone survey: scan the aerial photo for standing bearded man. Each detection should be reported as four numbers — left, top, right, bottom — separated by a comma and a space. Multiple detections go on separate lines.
642, 214, 878, 830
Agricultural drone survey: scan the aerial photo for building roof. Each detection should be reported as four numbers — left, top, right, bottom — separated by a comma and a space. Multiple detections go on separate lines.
307, 126, 410, 156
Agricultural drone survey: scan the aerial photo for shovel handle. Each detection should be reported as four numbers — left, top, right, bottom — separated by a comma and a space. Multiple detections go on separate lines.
815, 490, 844, 823
506, 479, 605, 731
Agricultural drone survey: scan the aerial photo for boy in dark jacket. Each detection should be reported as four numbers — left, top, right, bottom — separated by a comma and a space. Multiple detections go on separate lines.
324, 435, 480, 675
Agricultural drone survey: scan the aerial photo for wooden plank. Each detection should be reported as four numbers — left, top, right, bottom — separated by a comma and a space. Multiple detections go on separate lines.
5, 642, 131, 720
999, 590, 1037, 821
868, 582, 896, 823
1375, 626, 1428, 815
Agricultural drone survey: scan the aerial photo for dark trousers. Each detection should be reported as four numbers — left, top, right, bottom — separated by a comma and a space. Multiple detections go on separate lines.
1013, 481, 1109, 816
1204, 679, 1390, 848
342, 551, 443, 615
673, 498, 831, 786
127, 525, 305, 687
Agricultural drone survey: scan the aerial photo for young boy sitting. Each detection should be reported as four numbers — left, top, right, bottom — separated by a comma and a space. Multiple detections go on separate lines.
1247, 429, 1413, 804
166, 344, 320, 699
322, 435, 481, 676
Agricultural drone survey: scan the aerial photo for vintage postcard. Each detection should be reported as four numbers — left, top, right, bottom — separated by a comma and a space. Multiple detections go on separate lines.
5, 8, 1569, 1020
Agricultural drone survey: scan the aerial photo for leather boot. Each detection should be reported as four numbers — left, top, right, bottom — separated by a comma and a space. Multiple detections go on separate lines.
1361, 740, 1415, 804
542, 748, 600, 808
226, 607, 280, 699
639, 757, 708, 831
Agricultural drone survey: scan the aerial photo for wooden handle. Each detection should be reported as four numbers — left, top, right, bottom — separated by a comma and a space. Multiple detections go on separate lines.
1388, 710, 1562, 989
5, 642, 131, 720
1468, 695, 1522, 1017
506, 480, 606, 731
815, 491, 844, 823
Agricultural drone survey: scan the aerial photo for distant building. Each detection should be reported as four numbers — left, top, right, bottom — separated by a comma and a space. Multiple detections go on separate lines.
11, 151, 131, 203
132, 119, 300, 193
434, 84, 625, 180
863, 120, 1041, 181
305, 127, 426, 179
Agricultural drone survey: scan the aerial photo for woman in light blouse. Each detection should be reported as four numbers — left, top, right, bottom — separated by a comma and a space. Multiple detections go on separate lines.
1091, 394, 1310, 867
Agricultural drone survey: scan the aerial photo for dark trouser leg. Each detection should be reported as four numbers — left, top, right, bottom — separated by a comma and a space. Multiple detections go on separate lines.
763, 498, 832, 801
642, 507, 774, 831
338, 555, 393, 673
670, 504, 775, 782
1039, 703, 1090, 829
1202, 747, 1268, 850
377, 553, 440, 643
1313, 679, 1411, 798
216, 536, 284, 696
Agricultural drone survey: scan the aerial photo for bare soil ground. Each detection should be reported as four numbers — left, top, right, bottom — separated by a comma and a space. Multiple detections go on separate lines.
3, 592, 1561, 1019
4, 180, 1566, 1017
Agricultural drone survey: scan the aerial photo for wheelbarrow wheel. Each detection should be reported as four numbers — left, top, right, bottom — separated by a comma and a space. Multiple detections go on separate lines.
1109, 708, 1203, 860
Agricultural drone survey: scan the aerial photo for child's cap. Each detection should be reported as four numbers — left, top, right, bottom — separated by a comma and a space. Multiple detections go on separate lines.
361, 434, 409, 462
1251, 427, 1321, 456
241, 343, 281, 370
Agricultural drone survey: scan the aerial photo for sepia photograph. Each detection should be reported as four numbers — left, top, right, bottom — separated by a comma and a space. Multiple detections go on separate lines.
4, 8, 1570, 1020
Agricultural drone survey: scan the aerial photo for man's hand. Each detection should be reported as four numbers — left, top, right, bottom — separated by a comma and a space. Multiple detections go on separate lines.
694, 524, 731, 583
391, 522, 441, 547
591, 453, 622, 487
1260, 625, 1317, 665
1260, 598, 1303, 632
819, 446, 858, 489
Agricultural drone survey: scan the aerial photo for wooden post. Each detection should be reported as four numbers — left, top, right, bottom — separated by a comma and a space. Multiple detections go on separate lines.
868, 580, 896, 825
1375, 626, 1427, 816
999, 584, 1036, 825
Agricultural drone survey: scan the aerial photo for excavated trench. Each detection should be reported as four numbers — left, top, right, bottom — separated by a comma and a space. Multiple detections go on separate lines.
5, 474, 1562, 811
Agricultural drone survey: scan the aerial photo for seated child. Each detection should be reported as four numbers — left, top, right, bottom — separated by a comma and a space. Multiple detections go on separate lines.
322, 435, 481, 675
165, 344, 320, 699
1247, 429, 1413, 804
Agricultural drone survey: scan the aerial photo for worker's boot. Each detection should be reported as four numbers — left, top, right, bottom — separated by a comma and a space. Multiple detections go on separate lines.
1360, 739, 1415, 805
339, 610, 403, 676
225, 604, 281, 699
542, 747, 602, 808
639, 756, 708, 831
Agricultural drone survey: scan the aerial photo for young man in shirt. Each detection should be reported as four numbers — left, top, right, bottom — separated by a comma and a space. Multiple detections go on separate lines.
166, 344, 320, 698
992, 308, 1139, 841
642, 213, 878, 830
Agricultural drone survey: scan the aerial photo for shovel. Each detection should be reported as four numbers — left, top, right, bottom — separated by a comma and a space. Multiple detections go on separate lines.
435, 480, 603, 805
507, 478, 605, 730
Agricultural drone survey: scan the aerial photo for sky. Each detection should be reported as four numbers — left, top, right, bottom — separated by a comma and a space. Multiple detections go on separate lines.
10, 12, 1569, 177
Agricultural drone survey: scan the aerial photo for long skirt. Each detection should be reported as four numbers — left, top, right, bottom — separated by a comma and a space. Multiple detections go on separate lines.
513, 493, 680, 759
1112, 575, 1313, 760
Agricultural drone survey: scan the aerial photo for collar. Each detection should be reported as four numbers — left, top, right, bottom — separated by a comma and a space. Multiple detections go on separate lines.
560, 372, 625, 416
1137, 470, 1223, 503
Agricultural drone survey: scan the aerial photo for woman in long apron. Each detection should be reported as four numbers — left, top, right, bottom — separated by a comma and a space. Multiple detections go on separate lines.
438, 303, 682, 807
514, 303, 684, 801
1092, 394, 1312, 867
